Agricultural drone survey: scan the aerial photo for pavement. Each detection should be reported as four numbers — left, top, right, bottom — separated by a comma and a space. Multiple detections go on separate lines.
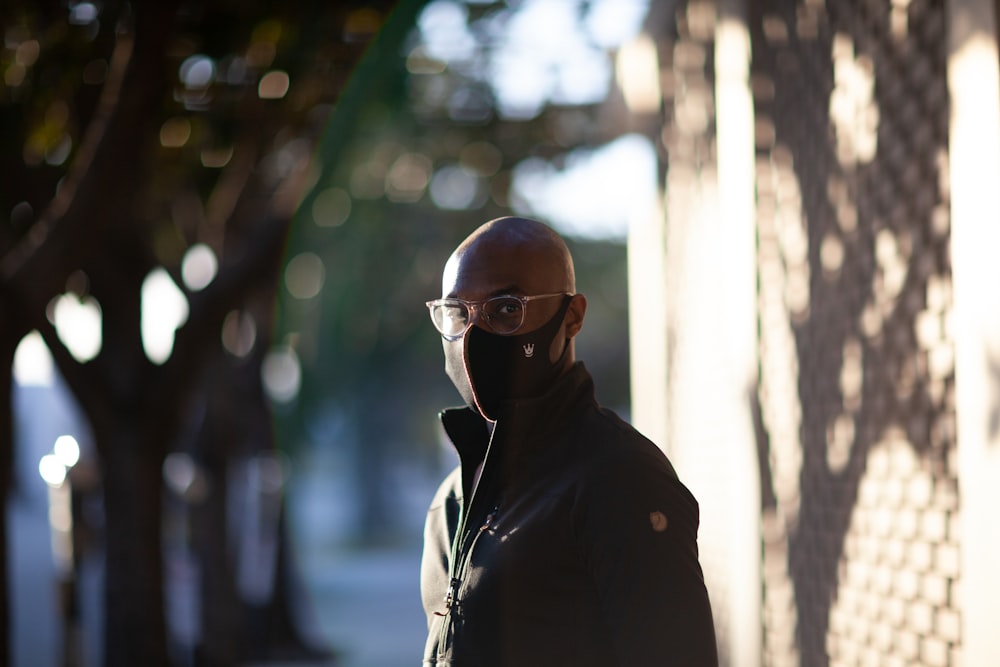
291, 543, 428, 667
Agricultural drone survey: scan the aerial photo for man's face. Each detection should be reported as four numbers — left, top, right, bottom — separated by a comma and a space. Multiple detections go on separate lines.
438, 236, 577, 418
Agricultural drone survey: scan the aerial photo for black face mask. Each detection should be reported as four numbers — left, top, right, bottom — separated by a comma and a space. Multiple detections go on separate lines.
444, 296, 571, 420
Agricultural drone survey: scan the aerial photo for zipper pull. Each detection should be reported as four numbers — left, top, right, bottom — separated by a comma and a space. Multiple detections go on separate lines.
434, 577, 462, 617
479, 505, 499, 532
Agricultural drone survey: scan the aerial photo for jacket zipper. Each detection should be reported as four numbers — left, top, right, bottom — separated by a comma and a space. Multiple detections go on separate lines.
435, 504, 499, 657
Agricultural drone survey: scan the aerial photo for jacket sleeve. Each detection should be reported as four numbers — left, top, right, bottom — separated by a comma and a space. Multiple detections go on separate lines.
578, 448, 718, 666
420, 467, 462, 625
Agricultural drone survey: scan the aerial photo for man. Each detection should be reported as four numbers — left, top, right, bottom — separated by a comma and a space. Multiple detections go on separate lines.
420, 216, 717, 666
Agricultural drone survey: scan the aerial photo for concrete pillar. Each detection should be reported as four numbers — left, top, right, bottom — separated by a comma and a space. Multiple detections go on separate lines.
946, 0, 1000, 663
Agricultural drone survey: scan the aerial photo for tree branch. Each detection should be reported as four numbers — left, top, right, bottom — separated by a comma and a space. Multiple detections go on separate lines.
0, 1, 181, 308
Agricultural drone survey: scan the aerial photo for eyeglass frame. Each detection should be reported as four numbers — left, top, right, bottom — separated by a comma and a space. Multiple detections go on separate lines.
425, 292, 573, 340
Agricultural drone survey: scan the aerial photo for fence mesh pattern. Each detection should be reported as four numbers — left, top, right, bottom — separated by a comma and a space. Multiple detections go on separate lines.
660, 0, 959, 664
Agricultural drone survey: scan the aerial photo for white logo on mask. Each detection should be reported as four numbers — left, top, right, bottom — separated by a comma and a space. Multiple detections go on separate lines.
522, 343, 534, 358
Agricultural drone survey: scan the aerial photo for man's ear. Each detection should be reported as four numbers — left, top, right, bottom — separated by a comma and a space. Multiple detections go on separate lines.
564, 293, 587, 338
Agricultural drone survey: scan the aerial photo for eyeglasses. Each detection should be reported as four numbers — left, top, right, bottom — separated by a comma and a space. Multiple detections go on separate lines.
425, 292, 571, 340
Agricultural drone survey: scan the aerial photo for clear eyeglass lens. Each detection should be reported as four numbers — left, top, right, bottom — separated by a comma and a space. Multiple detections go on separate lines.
434, 303, 469, 337
483, 296, 524, 334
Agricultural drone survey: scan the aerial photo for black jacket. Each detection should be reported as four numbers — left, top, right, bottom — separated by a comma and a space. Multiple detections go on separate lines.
420, 362, 718, 666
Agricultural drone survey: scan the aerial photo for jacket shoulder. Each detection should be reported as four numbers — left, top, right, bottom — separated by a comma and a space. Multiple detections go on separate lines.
428, 465, 463, 511
572, 404, 698, 517
580, 405, 678, 477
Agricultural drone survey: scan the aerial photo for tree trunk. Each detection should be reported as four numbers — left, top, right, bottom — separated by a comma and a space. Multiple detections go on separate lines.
191, 435, 241, 666
100, 425, 169, 667
192, 347, 331, 665
245, 508, 331, 663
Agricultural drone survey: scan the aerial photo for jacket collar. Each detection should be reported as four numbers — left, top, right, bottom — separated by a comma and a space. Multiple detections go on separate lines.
439, 362, 595, 479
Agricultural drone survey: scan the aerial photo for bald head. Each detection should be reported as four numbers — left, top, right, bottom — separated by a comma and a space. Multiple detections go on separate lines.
443, 216, 576, 299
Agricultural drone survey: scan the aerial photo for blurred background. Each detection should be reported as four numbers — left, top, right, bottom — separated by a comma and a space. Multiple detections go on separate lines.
2, 1, 646, 665
2, 0, 1000, 666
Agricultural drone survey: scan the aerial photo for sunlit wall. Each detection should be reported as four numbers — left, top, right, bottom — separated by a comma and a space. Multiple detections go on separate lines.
625, 0, 999, 664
